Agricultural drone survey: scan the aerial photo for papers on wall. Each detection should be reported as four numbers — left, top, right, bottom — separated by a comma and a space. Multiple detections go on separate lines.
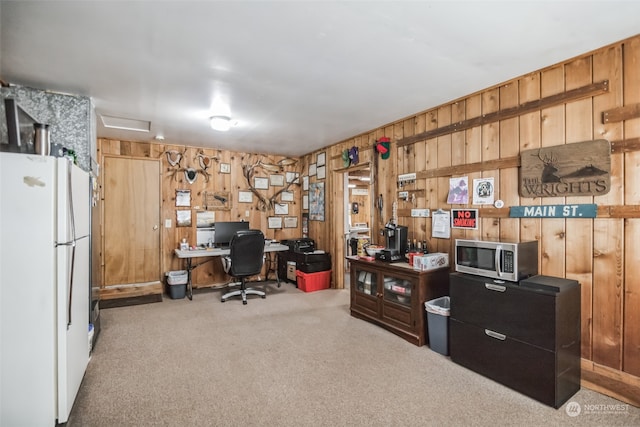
431, 209, 451, 239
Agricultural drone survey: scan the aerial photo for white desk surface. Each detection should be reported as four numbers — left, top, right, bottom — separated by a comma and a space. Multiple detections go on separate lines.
174, 243, 289, 259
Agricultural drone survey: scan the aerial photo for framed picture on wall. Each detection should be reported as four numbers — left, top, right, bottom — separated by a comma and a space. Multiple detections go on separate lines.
317, 166, 326, 180
284, 217, 298, 228
176, 210, 192, 227
238, 191, 253, 203
317, 152, 326, 167
254, 177, 269, 190
285, 171, 299, 184
274, 203, 289, 215
309, 163, 317, 176
303, 194, 309, 210
175, 189, 191, 207
309, 182, 325, 221
270, 174, 285, 187
268, 216, 283, 229
302, 175, 309, 191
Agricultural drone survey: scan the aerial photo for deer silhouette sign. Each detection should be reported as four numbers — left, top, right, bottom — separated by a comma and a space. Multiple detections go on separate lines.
538, 151, 561, 183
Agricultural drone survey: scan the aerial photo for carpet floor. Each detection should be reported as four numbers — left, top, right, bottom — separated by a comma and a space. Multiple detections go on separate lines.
67, 283, 640, 426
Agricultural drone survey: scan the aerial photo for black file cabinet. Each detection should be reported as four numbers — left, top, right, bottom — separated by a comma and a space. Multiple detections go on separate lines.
449, 273, 581, 408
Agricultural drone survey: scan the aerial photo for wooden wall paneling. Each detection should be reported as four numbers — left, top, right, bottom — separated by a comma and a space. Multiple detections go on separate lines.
450, 101, 467, 246
422, 111, 438, 249
566, 56, 598, 360
622, 36, 640, 376
539, 66, 566, 276
480, 88, 500, 241
464, 95, 482, 241
498, 82, 520, 242
412, 117, 427, 243
436, 105, 452, 253
518, 74, 542, 253
378, 125, 395, 227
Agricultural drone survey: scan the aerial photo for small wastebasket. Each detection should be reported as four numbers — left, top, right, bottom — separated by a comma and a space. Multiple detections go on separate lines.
424, 296, 450, 356
166, 270, 188, 299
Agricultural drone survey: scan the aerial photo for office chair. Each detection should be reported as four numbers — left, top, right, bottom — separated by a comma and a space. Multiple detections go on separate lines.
221, 229, 266, 305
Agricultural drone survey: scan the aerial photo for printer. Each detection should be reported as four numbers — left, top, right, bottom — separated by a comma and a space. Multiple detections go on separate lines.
281, 238, 315, 253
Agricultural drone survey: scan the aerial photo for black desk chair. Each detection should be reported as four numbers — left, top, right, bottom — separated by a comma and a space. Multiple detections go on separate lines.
221, 230, 266, 305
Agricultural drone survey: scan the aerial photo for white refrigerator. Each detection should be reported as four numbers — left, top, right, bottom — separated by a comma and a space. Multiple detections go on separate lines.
0, 152, 90, 425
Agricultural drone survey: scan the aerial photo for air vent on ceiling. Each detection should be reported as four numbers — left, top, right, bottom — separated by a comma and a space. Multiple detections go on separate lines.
100, 114, 150, 132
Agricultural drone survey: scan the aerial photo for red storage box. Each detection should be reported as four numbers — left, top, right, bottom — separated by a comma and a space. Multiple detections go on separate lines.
296, 270, 331, 292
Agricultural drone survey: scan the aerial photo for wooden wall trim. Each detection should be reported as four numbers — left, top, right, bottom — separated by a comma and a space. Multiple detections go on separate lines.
611, 137, 640, 153
397, 80, 609, 147
581, 359, 640, 407
602, 103, 640, 123
397, 205, 640, 219
416, 157, 520, 179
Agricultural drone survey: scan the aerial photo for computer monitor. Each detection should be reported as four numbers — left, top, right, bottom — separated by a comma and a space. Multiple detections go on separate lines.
214, 221, 249, 247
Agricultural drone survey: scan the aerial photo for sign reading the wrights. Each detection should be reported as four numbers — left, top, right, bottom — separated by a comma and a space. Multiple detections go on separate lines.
519, 139, 610, 198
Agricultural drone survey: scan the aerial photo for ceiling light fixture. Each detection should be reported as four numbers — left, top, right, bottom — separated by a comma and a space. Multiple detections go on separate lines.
210, 115, 232, 132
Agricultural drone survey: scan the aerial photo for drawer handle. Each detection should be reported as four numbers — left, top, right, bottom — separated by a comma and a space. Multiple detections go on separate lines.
485, 283, 506, 292
485, 329, 506, 341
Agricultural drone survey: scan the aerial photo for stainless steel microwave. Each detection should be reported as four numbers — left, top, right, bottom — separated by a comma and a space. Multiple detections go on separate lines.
454, 239, 538, 282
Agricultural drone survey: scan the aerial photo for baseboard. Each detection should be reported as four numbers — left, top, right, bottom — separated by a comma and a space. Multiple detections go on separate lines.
100, 293, 163, 308
581, 358, 640, 407
99, 281, 164, 307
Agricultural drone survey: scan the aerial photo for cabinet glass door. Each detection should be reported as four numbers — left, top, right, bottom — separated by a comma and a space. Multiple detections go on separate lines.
383, 276, 412, 307
355, 269, 377, 296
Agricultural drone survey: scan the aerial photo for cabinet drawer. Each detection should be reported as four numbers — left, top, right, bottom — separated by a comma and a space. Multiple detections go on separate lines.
382, 303, 412, 329
450, 319, 557, 407
352, 292, 378, 318
450, 273, 555, 350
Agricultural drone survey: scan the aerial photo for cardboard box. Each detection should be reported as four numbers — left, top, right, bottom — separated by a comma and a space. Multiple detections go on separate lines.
413, 253, 449, 271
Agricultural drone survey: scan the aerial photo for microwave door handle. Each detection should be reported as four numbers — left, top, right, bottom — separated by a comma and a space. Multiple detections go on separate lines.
495, 245, 503, 277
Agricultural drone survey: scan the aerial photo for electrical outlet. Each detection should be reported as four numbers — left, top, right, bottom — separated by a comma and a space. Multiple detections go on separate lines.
164, 218, 172, 228
245, 210, 250, 217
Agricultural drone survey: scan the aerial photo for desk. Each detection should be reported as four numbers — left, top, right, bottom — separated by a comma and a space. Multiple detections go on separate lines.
174, 243, 289, 300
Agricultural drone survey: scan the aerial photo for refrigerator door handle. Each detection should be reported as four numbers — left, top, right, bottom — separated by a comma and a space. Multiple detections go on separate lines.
64, 161, 77, 328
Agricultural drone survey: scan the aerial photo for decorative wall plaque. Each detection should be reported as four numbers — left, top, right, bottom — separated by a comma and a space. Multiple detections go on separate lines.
519, 139, 610, 198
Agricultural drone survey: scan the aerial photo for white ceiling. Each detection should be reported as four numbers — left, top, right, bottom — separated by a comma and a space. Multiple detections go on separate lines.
2, 1, 639, 157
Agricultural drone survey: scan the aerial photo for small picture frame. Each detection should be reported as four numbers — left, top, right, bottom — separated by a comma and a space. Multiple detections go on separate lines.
238, 191, 253, 203
317, 166, 326, 180
176, 189, 191, 207
270, 174, 285, 187
268, 216, 283, 229
176, 210, 192, 227
254, 177, 269, 190
220, 163, 231, 174
309, 163, 317, 176
274, 203, 289, 215
302, 175, 309, 191
303, 194, 309, 210
284, 217, 298, 228
317, 152, 326, 167
281, 191, 294, 202
285, 171, 299, 184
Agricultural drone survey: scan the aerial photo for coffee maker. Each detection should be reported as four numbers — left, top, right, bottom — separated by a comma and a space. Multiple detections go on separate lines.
376, 223, 408, 263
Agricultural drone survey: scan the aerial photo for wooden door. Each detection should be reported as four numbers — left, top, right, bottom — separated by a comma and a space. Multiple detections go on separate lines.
103, 156, 160, 285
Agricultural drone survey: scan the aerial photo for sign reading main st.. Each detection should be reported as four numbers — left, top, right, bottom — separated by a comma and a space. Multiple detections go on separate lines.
510, 204, 597, 218
519, 139, 610, 198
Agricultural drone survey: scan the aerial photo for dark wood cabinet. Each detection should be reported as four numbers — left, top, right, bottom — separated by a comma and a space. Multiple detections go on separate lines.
449, 273, 581, 408
348, 256, 449, 346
